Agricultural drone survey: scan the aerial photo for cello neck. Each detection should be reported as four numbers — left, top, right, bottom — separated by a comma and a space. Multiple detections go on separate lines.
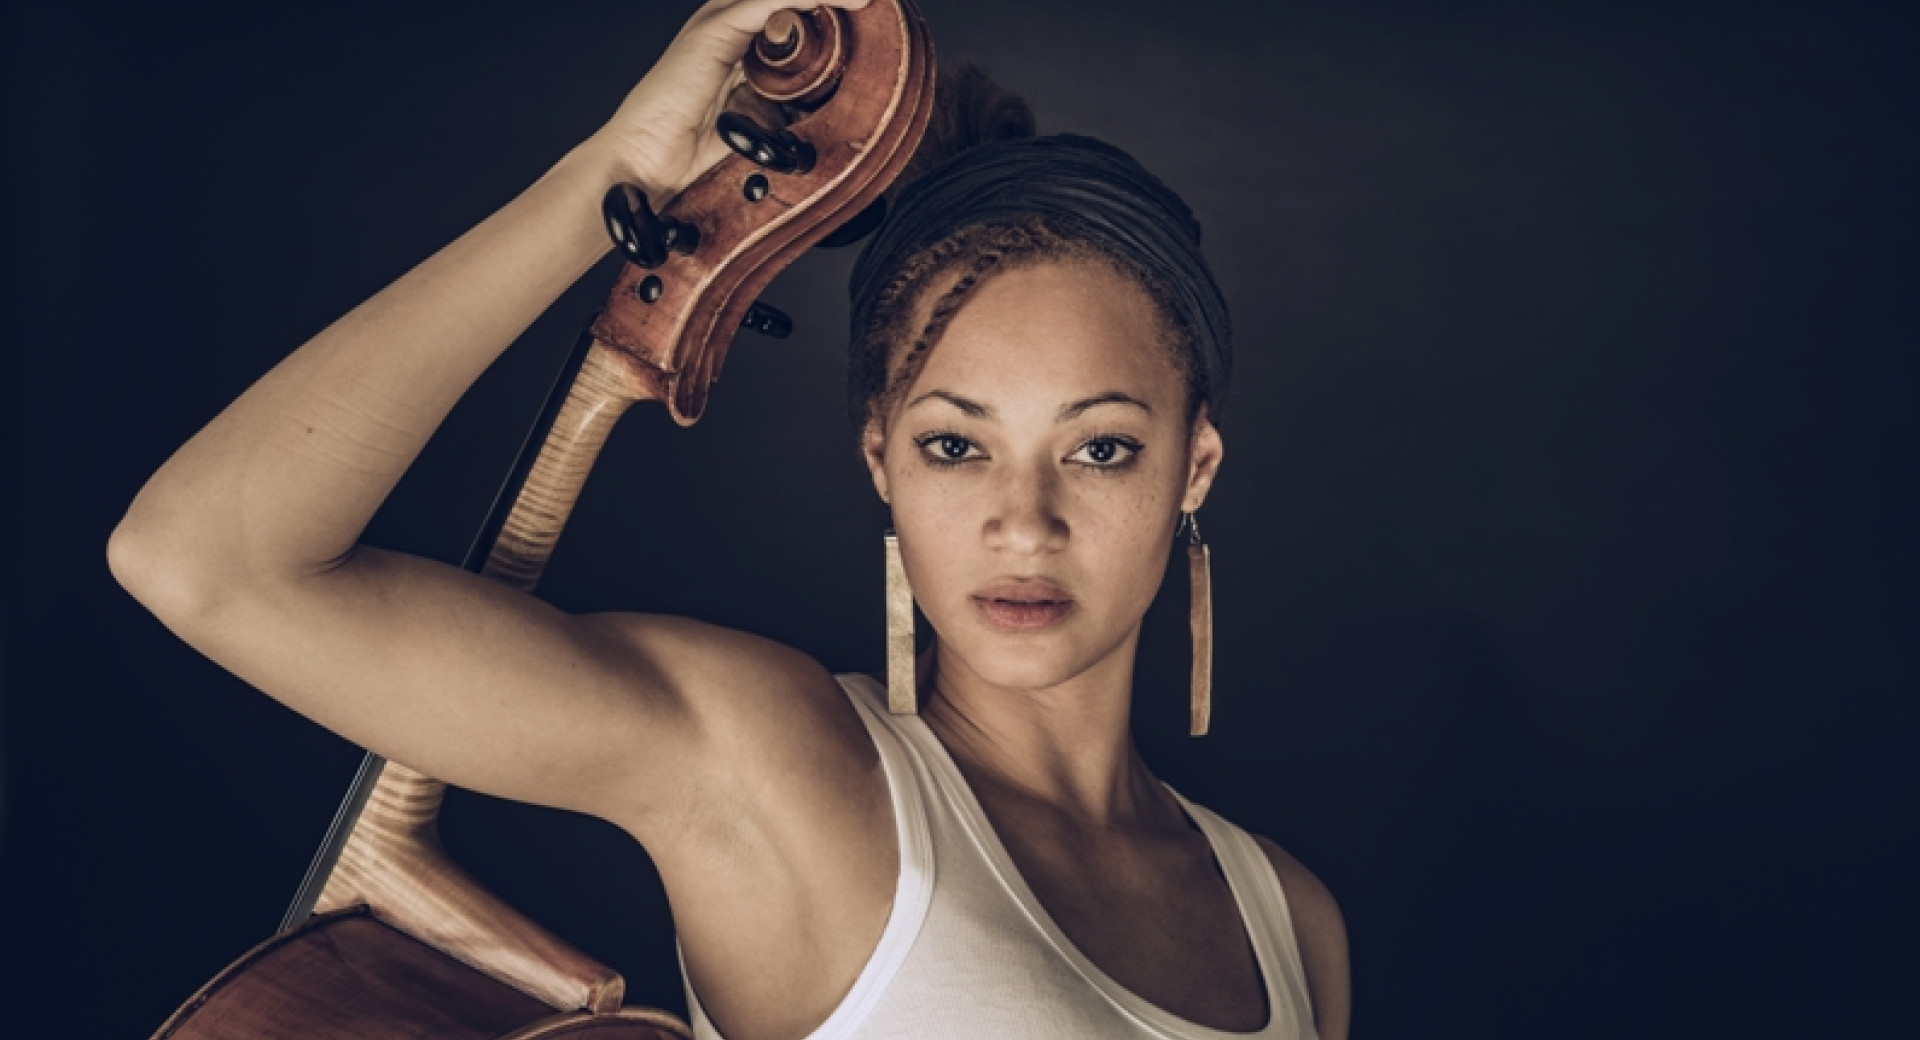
270, 329, 652, 1013
280, 327, 642, 927
475, 336, 648, 590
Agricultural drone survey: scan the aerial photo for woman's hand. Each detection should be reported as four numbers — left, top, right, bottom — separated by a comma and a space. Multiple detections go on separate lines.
591, 0, 872, 204
110, 2, 894, 1002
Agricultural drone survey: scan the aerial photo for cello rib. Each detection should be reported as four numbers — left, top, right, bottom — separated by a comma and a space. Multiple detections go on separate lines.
151, 909, 687, 1040
158, 3, 936, 1034
311, 762, 629, 1015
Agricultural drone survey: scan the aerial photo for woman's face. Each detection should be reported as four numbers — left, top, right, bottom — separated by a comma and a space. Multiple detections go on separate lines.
862, 258, 1224, 692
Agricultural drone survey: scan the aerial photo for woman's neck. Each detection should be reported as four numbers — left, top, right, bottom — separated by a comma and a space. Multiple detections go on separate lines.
917, 633, 1169, 829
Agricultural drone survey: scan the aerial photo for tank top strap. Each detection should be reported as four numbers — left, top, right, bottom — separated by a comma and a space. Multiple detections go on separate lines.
1161, 789, 1320, 1037
684, 674, 1319, 1040
681, 672, 936, 1040
875, 678, 1314, 1040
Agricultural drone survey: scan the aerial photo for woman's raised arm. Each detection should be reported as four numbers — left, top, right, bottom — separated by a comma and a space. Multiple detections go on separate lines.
104, 0, 879, 836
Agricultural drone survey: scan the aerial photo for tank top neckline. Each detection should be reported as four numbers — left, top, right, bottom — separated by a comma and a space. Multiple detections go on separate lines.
844, 672, 1305, 1040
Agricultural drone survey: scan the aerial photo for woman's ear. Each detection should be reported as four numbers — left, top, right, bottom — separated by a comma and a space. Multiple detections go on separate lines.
1181, 403, 1225, 513
861, 418, 892, 505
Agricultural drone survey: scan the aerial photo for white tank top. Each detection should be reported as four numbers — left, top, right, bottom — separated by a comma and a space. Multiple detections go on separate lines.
679, 672, 1320, 1040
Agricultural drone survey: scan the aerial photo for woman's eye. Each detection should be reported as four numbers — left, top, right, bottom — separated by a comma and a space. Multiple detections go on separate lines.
1070, 436, 1143, 469
916, 432, 983, 466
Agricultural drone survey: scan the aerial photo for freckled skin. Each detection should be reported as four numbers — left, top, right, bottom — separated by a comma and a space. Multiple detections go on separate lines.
108, 1, 1348, 1029
855, 260, 1324, 1034
863, 258, 1222, 700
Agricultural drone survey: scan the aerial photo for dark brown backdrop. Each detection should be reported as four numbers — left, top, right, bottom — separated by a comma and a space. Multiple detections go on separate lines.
3, 1, 1914, 1036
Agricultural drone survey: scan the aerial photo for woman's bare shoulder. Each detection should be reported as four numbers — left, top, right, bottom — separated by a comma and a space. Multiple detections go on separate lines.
588, 610, 851, 714
587, 610, 876, 784
594, 611, 901, 1040
1251, 833, 1352, 1040
587, 610, 887, 855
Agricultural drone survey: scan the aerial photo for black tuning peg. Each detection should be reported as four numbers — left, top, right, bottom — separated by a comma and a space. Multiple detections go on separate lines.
815, 196, 888, 249
602, 184, 699, 268
716, 111, 815, 175
741, 301, 793, 338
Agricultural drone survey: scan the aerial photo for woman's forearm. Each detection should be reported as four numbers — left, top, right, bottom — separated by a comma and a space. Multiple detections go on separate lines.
111, 137, 620, 611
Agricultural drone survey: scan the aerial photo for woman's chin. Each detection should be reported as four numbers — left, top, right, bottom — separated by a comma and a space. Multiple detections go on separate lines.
935, 625, 1096, 693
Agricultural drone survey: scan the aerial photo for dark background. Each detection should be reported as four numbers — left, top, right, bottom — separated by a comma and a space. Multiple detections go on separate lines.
3, 0, 1914, 1036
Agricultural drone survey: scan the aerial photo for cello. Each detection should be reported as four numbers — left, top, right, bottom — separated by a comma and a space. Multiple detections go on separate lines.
150, 3, 933, 1036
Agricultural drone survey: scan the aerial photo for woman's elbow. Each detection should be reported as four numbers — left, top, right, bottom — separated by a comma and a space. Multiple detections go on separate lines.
106, 515, 235, 628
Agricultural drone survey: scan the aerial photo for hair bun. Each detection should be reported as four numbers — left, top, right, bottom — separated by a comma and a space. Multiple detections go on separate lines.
899, 60, 1036, 187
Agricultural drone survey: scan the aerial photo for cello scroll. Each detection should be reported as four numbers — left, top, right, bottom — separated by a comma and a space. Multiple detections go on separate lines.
151, 3, 935, 1038
593, 0, 935, 425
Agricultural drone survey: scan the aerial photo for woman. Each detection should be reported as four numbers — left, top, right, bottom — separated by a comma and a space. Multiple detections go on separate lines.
107, 0, 1350, 1037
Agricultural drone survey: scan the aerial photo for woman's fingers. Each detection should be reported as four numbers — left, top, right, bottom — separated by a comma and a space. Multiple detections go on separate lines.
597, 0, 878, 201
678, 0, 871, 58
700, 0, 873, 39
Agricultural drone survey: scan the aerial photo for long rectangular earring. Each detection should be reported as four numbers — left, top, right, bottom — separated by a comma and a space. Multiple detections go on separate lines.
1184, 512, 1213, 736
883, 529, 918, 714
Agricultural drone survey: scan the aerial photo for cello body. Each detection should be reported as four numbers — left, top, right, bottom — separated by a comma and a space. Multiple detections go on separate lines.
152, 910, 687, 1040
151, 3, 934, 1036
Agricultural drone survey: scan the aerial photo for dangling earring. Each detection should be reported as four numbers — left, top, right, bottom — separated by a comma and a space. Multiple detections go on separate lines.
1180, 511, 1214, 736
883, 529, 917, 714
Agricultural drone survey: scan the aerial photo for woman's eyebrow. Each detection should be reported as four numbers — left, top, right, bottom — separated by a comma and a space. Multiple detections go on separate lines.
904, 389, 1153, 421
1058, 391, 1152, 421
905, 389, 992, 418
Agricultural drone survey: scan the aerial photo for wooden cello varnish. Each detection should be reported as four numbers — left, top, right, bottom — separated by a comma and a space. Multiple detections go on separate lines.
151, 3, 934, 1037
305, 341, 642, 1006
152, 336, 675, 1038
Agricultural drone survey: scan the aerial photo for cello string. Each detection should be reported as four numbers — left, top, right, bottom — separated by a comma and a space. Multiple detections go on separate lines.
275, 320, 602, 933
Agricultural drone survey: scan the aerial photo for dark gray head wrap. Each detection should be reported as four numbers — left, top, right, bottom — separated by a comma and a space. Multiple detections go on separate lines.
848, 132, 1233, 426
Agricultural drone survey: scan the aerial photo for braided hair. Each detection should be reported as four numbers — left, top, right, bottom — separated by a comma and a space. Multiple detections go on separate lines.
847, 62, 1208, 439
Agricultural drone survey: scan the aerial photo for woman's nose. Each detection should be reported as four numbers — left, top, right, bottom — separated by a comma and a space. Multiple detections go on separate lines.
983, 464, 1068, 555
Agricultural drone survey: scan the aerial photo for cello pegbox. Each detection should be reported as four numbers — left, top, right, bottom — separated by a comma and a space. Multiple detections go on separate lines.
590, 0, 934, 426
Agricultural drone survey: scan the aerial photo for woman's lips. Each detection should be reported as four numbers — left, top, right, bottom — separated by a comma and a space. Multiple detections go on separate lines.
972, 580, 1075, 631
